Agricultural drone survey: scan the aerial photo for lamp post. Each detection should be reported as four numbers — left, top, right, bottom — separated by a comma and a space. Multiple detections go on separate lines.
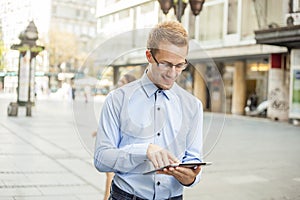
8, 21, 44, 117
158, 0, 205, 22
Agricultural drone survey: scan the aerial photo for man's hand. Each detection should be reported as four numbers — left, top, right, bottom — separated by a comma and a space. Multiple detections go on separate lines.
146, 144, 180, 169
157, 166, 201, 186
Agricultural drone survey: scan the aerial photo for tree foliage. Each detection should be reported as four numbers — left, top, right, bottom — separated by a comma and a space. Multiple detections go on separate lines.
0, 33, 5, 71
46, 27, 79, 68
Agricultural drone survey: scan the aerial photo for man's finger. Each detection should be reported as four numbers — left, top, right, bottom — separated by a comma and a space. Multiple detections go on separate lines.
167, 152, 180, 163
155, 153, 165, 168
162, 151, 170, 167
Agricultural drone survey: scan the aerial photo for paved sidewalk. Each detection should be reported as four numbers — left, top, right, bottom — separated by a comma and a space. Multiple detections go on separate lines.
1, 95, 300, 199
0, 97, 105, 199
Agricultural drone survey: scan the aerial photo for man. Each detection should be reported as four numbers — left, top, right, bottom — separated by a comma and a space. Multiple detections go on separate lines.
94, 21, 203, 200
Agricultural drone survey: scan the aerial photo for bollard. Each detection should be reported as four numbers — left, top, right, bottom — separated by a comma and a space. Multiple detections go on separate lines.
7, 102, 18, 117
26, 103, 32, 117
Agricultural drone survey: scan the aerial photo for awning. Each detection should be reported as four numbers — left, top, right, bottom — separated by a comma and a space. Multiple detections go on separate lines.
255, 25, 300, 49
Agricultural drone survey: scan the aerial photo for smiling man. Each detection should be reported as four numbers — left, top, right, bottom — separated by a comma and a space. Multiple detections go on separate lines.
94, 21, 204, 200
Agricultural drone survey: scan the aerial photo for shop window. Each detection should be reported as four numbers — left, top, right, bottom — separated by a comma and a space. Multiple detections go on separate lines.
223, 65, 234, 113
246, 59, 269, 104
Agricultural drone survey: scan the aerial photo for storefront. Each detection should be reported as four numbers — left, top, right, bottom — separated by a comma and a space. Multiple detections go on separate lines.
2, 71, 49, 97
255, 24, 300, 123
96, 47, 282, 117
189, 55, 270, 115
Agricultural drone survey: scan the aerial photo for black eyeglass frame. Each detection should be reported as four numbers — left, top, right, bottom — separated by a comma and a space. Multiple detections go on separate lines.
149, 50, 189, 71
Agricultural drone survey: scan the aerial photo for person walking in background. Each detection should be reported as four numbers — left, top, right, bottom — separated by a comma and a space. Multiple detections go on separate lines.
71, 86, 76, 100
249, 91, 258, 111
84, 85, 89, 103
94, 21, 204, 200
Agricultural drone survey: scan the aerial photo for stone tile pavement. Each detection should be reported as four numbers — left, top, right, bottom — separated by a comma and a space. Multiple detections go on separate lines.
1, 95, 300, 200
0, 98, 105, 199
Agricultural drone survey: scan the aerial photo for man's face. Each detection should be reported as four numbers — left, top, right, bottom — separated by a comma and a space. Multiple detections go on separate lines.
146, 42, 188, 90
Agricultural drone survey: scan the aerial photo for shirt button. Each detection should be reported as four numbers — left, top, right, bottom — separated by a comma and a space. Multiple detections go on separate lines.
157, 181, 160, 186
158, 90, 162, 93
157, 132, 160, 136
157, 107, 160, 111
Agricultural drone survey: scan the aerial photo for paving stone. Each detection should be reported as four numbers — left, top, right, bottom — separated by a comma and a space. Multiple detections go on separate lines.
14, 196, 79, 200
0, 173, 29, 187
76, 194, 103, 200
0, 187, 42, 196
0, 144, 41, 155
0, 134, 24, 144
37, 185, 98, 195
57, 158, 105, 189
1, 98, 299, 199
223, 174, 269, 184
24, 172, 85, 186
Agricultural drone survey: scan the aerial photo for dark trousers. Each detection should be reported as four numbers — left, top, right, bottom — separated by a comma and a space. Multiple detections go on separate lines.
109, 182, 183, 200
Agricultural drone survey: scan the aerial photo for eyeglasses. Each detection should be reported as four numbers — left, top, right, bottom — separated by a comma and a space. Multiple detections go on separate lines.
150, 50, 188, 72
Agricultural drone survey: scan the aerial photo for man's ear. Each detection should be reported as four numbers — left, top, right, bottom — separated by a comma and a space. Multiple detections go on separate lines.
145, 50, 152, 62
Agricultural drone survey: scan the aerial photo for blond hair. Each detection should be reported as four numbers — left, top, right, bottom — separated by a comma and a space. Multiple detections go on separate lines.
147, 21, 189, 55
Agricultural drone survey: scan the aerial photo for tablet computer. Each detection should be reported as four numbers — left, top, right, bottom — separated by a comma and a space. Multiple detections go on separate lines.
143, 162, 212, 175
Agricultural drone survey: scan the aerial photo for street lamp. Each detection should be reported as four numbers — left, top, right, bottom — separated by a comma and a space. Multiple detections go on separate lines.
8, 21, 44, 117
158, 0, 205, 22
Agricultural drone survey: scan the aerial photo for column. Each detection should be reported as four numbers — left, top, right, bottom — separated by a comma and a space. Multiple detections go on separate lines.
231, 61, 246, 115
268, 53, 289, 121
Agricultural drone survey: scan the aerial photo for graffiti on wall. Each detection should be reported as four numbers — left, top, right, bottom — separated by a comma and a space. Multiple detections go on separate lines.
269, 87, 289, 111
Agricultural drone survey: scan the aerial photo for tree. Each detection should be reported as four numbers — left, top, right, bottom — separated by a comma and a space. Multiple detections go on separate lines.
0, 33, 5, 71
46, 26, 79, 71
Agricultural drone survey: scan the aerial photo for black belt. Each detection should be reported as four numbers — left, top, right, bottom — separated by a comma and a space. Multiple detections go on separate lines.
111, 182, 183, 200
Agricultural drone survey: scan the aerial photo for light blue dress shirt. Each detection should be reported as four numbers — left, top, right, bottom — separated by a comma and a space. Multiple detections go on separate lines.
94, 72, 203, 199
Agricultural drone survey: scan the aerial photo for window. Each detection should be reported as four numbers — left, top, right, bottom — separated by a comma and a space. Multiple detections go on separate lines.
198, 2, 224, 41
266, 0, 285, 27
241, 0, 258, 38
252, 0, 285, 28
105, 0, 118, 7
295, 0, 300, 12
119, 9, 130, 19
140, 2, 154, 13
100, 15, 111, 29
227, 0, 238, 34
76, 9, 81, 17
52, 5, 57, 15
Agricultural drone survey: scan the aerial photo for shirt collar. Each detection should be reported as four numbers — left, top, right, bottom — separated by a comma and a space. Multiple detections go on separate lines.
141, 71, 171, 100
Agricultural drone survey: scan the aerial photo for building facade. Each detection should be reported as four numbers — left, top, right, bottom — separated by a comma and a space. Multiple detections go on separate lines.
48, 0, 97, 91
0, 0, 97, 94
0, 0, 49, 93
94, 0, 296, 120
